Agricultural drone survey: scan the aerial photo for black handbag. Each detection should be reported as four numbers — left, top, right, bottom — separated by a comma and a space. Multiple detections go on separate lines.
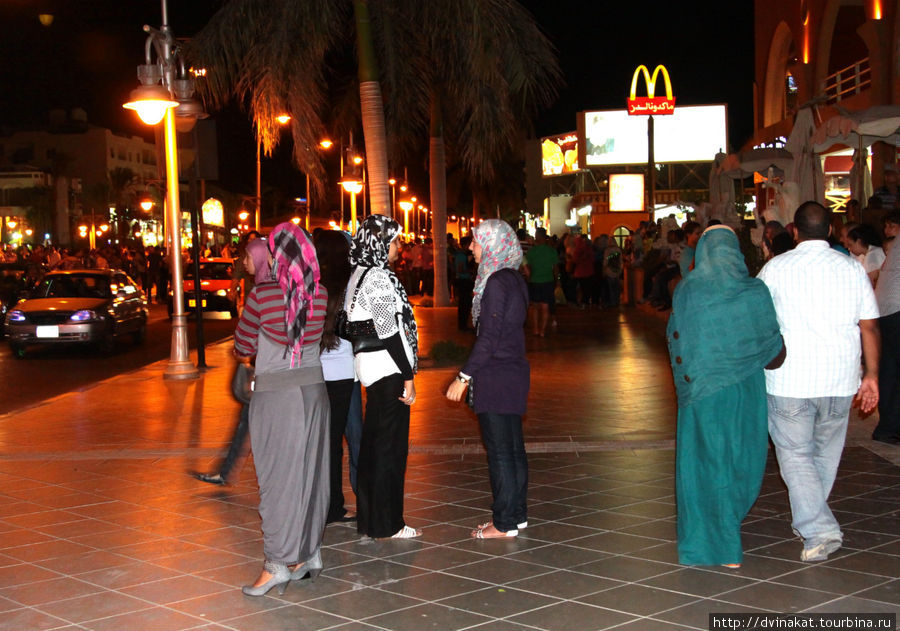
337, 267, 384, 353
231, 362, 254, 405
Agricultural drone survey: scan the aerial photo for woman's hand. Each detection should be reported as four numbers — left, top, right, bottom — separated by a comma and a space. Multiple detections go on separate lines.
445, 378, 467, 402
399, 379, 416, 406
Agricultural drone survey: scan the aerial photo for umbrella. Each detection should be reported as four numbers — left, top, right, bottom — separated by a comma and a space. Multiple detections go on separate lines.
785, 107, 824, 204
811, 105, 900, 152
812, 105, 900, 203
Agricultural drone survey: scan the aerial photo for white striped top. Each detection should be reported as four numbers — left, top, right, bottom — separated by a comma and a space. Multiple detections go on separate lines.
758, 240, 879, 398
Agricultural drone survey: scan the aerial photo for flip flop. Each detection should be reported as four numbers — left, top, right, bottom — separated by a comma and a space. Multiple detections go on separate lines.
472, 522, 518, 539
390, 525, 422, 539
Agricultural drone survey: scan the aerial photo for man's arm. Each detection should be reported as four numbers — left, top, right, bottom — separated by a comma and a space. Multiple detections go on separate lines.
855, 318, 880, 414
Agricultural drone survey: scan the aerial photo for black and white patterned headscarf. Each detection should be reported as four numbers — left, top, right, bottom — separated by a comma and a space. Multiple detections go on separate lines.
350, 214, 418, 372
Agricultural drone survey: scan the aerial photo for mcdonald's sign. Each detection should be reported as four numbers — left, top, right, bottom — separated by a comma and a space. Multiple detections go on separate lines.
627, 64, 675, 115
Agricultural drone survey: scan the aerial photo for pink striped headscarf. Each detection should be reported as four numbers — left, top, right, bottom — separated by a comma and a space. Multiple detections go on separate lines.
268, 222, 320, 366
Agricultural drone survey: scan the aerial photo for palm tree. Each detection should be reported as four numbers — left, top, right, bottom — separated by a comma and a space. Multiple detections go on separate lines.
187, 1, 395, 215
412, 0, 561, 306
187, 0, 559, 309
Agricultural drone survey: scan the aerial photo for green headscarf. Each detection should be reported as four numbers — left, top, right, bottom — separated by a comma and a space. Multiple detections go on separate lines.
667, 226, 782, 406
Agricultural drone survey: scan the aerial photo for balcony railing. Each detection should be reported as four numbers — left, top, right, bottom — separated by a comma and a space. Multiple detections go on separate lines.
822, 58, 871, 104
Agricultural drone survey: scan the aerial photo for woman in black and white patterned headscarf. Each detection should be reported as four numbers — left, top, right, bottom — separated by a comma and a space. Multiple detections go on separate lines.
345, 215, 421, 539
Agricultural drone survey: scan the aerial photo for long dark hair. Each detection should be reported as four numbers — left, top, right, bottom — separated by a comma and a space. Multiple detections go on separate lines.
314, 230, 351, 351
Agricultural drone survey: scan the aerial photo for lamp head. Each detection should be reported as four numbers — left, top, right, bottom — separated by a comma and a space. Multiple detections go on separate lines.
341, 179, 364, 195
123, 83, 177, 125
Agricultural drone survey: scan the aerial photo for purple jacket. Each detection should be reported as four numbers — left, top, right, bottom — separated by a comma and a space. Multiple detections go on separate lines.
462, 268, 530, 415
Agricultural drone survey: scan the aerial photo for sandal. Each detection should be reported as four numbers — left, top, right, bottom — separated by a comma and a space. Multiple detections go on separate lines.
390, 525, 422, 539
472, 522, 518, 539
721, 563, 741, 569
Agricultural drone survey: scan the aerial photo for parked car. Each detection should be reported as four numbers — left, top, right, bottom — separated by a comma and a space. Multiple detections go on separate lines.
168, 257, 237, 318
0, 262, 44, 333
5, 269, 148, 358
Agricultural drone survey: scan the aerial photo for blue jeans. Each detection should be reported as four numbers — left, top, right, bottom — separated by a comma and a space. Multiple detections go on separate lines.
477, 412, 528, 532
345, 381, 363, 494
767, 395, 852, 548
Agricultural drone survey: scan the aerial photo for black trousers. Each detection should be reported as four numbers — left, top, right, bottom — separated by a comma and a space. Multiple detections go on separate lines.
455, 278, 474, 330
325, 378, 354, 522
218, 403, 250, 480
477, 412, 528, 532
874, 310, 900, 439
357, 373, 410, 538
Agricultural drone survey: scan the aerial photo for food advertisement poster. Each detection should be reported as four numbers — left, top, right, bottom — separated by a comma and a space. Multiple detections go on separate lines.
541, 133, 579, 176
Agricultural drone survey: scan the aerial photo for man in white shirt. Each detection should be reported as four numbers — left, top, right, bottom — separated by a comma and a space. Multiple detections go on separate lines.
758, 201, 880, 563
872, 211, 900, 444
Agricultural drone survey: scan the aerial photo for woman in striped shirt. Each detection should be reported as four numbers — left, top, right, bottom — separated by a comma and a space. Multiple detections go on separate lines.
234, 222, 330, 596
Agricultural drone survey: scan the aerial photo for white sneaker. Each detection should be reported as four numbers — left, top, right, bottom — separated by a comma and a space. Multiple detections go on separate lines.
517, 521, 528, 529
801, 539, 842, 562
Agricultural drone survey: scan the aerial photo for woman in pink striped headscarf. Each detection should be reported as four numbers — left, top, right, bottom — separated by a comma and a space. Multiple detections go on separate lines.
234, 222, 330, 596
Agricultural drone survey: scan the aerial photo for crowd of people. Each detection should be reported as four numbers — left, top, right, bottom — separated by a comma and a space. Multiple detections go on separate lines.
6, 183, 897, 591
194, 214, 532, 596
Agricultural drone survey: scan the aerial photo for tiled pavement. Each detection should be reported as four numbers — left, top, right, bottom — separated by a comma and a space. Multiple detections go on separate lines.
0, 305, 898, 630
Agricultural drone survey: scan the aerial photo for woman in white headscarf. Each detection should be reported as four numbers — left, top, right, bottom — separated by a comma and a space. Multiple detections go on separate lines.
446, 219, 530, 538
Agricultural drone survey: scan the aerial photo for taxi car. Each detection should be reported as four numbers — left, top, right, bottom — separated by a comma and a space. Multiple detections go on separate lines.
169, 257, 237, 318
5, 269, 148, 358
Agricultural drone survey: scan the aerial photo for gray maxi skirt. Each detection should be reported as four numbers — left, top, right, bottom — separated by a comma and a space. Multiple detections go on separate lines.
249, 378, 330, 565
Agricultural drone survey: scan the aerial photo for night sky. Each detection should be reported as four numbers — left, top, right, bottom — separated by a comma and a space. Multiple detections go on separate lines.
0, 0, 754, 193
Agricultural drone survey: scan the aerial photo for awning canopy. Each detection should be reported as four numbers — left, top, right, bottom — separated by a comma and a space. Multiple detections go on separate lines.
812, 105, 900, 153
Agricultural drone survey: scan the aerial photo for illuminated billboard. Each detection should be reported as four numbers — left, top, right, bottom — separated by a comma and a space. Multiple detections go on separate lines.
579, 104, 727, 166
609, 174, 645, 212
541, 132, 579, 176
201, 198, 224, 227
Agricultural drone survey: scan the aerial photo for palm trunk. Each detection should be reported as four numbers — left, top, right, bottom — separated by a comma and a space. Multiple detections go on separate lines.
429, 93, 450, 307
353, 0, 391, 217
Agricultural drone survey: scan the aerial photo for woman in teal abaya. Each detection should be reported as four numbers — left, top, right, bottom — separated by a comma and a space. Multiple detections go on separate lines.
667, 226, 784, 567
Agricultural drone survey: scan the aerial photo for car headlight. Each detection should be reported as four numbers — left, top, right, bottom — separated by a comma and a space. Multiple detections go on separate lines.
215, 289, 227, 297
7, 309, 25, 323
70, 309, 100, 322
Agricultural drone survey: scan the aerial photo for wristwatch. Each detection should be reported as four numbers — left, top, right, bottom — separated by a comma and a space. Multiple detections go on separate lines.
456, 372, 471, 385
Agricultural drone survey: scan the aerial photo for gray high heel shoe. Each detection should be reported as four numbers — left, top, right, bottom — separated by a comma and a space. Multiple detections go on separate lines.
290, 548, 323, 582
242, 560, 291, 596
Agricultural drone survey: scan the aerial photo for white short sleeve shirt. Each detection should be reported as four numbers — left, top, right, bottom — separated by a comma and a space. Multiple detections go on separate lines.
758, 240, 879, 398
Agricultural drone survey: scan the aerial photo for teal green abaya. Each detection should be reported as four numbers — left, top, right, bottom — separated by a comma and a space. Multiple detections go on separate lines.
667, 226, 782, 566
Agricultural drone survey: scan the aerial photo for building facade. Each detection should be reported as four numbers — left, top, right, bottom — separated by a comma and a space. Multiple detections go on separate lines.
753, 0, 899, 191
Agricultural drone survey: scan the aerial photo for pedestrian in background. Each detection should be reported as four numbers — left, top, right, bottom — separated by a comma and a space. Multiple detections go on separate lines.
314, 229, 358, 523
194, 237, 272, 487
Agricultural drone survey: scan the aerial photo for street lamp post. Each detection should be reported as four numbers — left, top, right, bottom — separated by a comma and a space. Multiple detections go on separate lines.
341, 179, 364, 235
255, 114, 292, 231
398, 200, 413, 234
123, 0, 204, 380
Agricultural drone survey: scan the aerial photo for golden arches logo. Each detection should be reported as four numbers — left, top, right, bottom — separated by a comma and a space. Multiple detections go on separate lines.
627, 64, 675, 115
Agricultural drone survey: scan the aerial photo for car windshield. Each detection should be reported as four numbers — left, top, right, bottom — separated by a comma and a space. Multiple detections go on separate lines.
184, 262, 233, 281
35, 275, 112, 299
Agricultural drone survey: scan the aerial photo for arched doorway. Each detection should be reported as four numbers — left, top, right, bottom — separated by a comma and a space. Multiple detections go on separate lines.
763, 22, 798, 127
